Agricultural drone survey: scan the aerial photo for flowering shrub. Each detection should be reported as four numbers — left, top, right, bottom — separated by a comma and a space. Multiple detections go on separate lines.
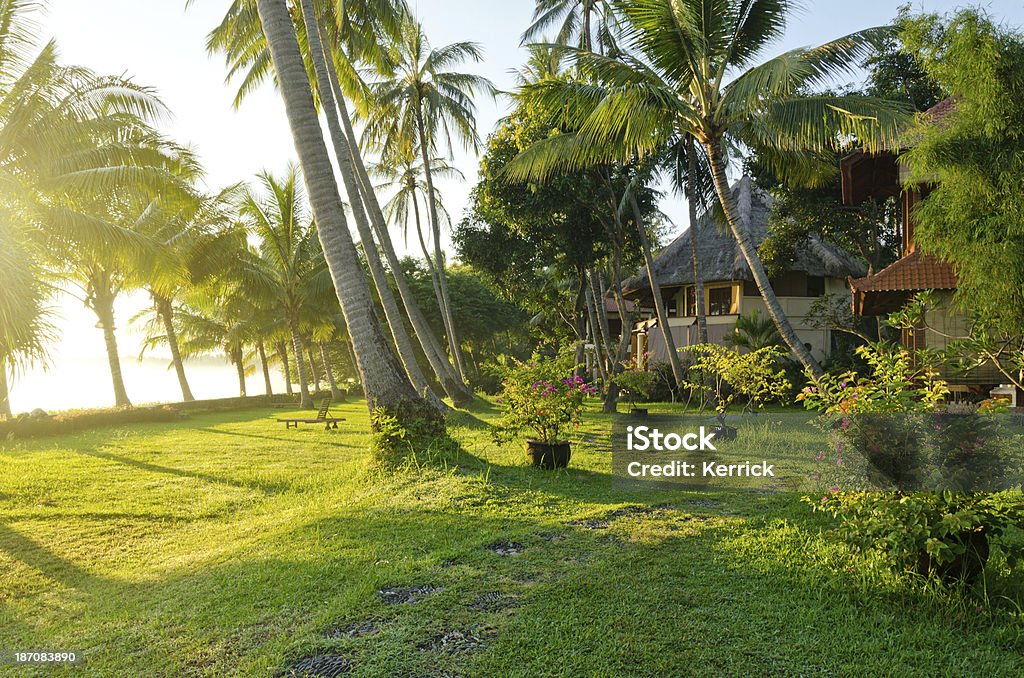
495, 350, 596, 444
798, 343, 1024, 583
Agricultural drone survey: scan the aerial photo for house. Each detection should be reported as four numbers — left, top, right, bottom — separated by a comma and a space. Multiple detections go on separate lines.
621, 176, 866, 364
839, 97, 1004, 390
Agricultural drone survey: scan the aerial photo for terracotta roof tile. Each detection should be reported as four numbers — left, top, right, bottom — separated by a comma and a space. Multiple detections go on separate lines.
850, 250, 957, 293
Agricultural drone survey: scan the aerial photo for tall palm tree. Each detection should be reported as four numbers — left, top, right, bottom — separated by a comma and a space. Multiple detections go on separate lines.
362, 16, 495, 385
250, 0, 428, 419
0, 218, 53, 419
204, 0, 468, 408
513, 0, 908, 379
0, 0, 174, 412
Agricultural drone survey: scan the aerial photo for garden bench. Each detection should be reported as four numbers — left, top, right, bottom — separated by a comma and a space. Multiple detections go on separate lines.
277, 398, 344, 431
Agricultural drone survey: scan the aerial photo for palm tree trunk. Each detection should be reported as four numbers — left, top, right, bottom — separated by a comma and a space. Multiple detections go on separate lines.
254, 0, 426, 420
276, 341, 294, 395
306, 342, 321, 393
289, 319, 312, 407
319, 34, 470, 407
0, 357, 11, 419
233, 349, 247, 397
414, 105, 469, 383
589, 268, 616, 375
685, 139, 708, 344
258, 340, 273, 396
630, 195, 686, 387
154, 295, 195, 402
298, 0, 437, 405
90, 283, 131, 407
584, 278, 607, 384
320, 342, 342, 399
703, 141, 824, 379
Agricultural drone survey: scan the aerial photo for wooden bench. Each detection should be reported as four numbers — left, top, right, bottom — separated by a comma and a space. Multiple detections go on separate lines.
277, 398, 345, 431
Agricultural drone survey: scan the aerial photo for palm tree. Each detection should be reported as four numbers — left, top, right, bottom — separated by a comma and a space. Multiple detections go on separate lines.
522, 0, 619, 53
371, 155, 465, 353
362, 16, 495, 385
726, 310, 784, 352
0, 219, 53, 419
238, 166, 330, 408
514, 0, 908, 379
249, 0, 428, 419
0, 0, 175, 412
206, 0, 466, 410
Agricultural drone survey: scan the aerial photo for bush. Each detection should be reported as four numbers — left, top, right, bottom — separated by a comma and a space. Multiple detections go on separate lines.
494, 349, 596, 444
809, 490, 1024, 583
0, 405, 183, 438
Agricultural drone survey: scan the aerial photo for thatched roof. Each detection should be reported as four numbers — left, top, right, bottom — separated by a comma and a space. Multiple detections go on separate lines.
622, 176, 867, 295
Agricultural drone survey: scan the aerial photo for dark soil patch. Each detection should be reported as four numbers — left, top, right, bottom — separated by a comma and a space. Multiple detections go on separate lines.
377, 584, 444, 605
468, 591, 520, 612
572, 518, 610, 530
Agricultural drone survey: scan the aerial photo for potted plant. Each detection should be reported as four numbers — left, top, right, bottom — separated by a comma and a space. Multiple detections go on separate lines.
682, 344, 791, 441
612, 361, 658, 417
495, 350, 596, 469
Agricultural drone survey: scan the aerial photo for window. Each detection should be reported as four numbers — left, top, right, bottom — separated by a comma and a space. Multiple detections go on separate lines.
807, 276, 825, 297
664, 292, 677, 317
708, 286, 734, 316
683, 286, 697, 316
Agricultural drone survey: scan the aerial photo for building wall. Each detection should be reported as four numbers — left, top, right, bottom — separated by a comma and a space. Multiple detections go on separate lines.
639, 275, 848, 364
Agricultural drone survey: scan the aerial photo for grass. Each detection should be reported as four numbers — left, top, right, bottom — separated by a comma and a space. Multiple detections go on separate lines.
0, 399, 1022, 676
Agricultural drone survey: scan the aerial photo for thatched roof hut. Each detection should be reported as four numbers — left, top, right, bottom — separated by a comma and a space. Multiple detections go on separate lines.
622, 176, 866, 298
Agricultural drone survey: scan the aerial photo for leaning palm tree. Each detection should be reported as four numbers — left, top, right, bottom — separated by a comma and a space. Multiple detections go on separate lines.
203, 0, 474, 406
371, 155, 463, 334
362, 16, 495, 385
512, 0, 909, 379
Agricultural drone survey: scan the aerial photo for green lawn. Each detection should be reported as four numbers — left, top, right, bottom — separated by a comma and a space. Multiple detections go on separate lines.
1, 401, 1021, 676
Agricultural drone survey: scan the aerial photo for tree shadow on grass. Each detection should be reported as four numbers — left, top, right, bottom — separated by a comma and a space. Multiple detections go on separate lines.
71, 448, 293, 496
6, 503, 1020, 676
193, 427, 363, 450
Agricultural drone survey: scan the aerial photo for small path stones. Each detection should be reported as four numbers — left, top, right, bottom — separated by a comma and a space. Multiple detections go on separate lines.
572, 518, 610, 530
325, 618, 381, 639
486, 540, 525, 556
284, 654, 352, 677
419, 627, 496, 655
377, 584, 444, 605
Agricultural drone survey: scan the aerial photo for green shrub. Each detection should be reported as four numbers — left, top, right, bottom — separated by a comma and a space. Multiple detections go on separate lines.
808, 490, 1024, 582
0, 405, 183, 438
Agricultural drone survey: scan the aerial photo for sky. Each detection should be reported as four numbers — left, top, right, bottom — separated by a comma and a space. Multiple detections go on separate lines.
12, 0, 1024, 412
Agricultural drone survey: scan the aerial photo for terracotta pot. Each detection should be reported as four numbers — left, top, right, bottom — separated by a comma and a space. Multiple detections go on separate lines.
525, 439, 571, 469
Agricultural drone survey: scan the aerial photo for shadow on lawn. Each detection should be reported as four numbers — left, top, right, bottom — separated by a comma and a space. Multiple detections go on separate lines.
6, 501, 1020, 676
71, 448, 294, 495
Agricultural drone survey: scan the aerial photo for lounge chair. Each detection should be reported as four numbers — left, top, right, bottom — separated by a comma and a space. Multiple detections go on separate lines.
277, 397, 344, 431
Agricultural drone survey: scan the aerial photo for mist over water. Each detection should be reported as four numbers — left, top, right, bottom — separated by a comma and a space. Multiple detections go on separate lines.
6, 292, 289, 414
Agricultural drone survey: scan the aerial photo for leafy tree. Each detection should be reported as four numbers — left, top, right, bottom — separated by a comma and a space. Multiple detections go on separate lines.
899, 8, 1024, 346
